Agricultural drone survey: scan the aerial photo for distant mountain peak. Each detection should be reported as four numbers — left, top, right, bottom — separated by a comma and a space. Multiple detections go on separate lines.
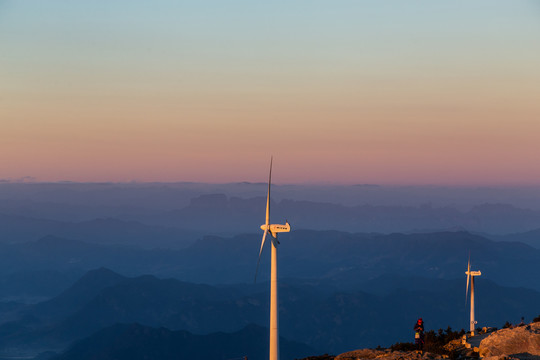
79, 267, 125, 282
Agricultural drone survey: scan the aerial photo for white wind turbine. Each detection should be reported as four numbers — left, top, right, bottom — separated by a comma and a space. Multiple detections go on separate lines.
255, 157, 291, 360
465, 255, 481, 336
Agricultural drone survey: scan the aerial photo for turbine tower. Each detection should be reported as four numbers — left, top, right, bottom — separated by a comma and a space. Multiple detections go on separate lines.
465, 256, 481, 336
255, 157, 290, 360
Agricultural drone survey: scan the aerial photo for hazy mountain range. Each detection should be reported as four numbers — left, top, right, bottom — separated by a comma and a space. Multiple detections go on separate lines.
3, 182, 540, 211
0, 267, 537, 359
0, 230, 539, 297
0, 182, 539, 359
50, 323, 315, 360
2, 183, 540, 237
0, 213, 199, 249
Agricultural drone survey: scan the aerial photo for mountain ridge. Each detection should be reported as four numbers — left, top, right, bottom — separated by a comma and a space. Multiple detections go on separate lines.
1, 268, 539, 356
49, 323, 317, 360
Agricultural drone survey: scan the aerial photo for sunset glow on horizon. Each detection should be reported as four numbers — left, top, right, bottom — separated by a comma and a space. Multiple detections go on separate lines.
2, 1, 540, 185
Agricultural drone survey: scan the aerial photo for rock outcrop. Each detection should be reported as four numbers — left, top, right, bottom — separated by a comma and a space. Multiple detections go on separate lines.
331, 322, 540, 360
479, 323, 540, 359
335, 349, 443, 360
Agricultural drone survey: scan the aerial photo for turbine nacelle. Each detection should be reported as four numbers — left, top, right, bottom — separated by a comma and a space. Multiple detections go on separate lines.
260, 222, 291, 238
465, 257, 481, 300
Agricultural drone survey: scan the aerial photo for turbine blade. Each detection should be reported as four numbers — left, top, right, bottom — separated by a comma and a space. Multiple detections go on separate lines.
254, 229, 268, 283
466, 257, 470, 303
266, 157, 272, 226
466, 273, 470, 301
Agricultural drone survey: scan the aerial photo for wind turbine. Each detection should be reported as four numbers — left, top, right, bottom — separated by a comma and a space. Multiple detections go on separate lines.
255, 157, 290, 360
465, 256, 481, 336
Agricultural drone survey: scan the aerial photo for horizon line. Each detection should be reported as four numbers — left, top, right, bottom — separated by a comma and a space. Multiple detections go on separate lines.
2, 179, 540, 188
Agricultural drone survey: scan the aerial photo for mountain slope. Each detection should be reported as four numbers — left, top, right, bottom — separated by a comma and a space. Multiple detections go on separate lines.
1, 269, 539, 355
182, 230, 540, 290
30, 267, 127, 321
156, 196, 540, 234
496, 228, 540, 249
51, 323, 316, 360
0, 213, 197, 248
1, 230, 540, 291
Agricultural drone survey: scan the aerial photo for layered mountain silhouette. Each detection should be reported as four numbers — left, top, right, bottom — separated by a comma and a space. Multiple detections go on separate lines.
494, 227, 540, 249
0, 213, 198, 248
0, 267, 539, 357
2, 183, 540, 359
92, 196, 540, 235
50, 323, 316, 360
3, 191, 540, 245
0, 230, 539, 300
30, 267, 127, 321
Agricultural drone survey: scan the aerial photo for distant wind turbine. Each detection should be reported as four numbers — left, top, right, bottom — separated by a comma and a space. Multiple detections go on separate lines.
255, 157, 291, 360
465, 255, 481, 336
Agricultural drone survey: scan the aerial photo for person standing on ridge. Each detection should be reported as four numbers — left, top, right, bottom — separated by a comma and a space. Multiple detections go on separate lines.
414, 318, 425, 353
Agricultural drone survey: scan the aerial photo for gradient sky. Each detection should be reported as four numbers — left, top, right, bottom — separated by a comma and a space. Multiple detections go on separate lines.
1, 1, 539, 184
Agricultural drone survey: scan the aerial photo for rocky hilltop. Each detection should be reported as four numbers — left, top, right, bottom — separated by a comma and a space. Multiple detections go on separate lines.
313, 321, 540, 360
479, 322, 540, 359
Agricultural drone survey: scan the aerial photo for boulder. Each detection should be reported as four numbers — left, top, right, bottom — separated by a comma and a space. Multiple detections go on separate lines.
479, 323, 540, 358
